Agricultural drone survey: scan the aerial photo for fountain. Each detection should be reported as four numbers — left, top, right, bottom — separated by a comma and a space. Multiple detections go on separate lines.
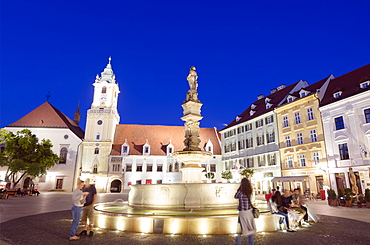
94, 67, 275, 234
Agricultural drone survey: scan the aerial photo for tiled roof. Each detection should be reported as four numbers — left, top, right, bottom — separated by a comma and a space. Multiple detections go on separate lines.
222, 81, 305, 130
7, 102, 84, 139
111, 124, 221, 155
320, 64, 370, 106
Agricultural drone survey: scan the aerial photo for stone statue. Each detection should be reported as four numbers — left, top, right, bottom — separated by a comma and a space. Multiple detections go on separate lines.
349, 167, 359, 194
187, 66, 198, 91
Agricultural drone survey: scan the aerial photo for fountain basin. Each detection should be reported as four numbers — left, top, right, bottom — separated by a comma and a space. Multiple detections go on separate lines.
129, 183, 239, 210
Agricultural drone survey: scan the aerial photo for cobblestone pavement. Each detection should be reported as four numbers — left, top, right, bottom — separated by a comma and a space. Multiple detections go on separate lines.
1, 193, 369, 244
1, 210, 370, 245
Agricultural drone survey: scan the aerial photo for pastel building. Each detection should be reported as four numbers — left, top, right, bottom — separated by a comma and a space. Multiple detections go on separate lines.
275, 75, 333, 194
319, 64, 370, 194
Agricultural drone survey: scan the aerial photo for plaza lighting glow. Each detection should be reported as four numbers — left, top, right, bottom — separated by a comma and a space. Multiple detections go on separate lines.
138, 218, 152, 233
203, 234, 207, 237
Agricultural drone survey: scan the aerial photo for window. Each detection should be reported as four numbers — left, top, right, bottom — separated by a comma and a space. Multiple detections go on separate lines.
256, 120, 263, 128
269, 154, 276, 166
157, 165, 163, 172
266, 116, 273, 124
136, 165, 143, 172
123, 146, 128, 154
247, 158, 254, 168
286, 156, 293, 168
102, 86, 107, 93
360, 81, 369, 88
257, 135, 264, 146
285, 136, 291, 147
310, 129, 318, 142
364, 109, 370, 123
96, 134, 100, 140
267, 132, 275, 143
126, 164, 132, 172
294, 112, 301, 124
283, 116, 289, 127
210, 164, 216, 172
224, 145, 230, 153
245, 124, 252, 131
59, 147, 68, 164
335, 116, 345, 130
299, 154, 306, 167
147, 165, 153, 172
246, 138, 253, 148
287, 97, 295, 102
93, 164, 98, 174
231, 143, 236, 151
307, 108, 314, 121
313, 152, 320, 165
297, 132, 304, 145
97, 120, 103, 125
144, 147, 149, 154
112, 164, 121, 172
94, 148, 99, 154
333, 91, 342, 98
339, 143, 349, 160
258, 156, 265, 167
300, 91, 307, 98
238, 140, 245, 149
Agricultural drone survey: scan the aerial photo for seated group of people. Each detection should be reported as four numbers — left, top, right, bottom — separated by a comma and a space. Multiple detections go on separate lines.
17, 188, 40, 196
269, 188, 311, 232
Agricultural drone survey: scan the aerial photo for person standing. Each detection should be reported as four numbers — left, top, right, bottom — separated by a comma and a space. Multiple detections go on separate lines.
234, 178, 256, 245
79, 178, 97, 237
70, 180, 88, 241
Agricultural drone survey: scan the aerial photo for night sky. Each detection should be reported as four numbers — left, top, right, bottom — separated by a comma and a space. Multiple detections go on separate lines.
1, 1, 369, 131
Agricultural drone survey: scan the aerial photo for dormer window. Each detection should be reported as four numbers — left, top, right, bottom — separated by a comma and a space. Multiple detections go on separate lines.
251, 104, 256, 109
299, 90, 309, 98
205, 139, 214, 154
121, 139, 129, 156
333, 91, 342, 98
287, 95, 296, 103
265, 97, 271, 103
167, 141, 174, 156
360, 81, 369, 89
236, 116, 241, 122
250, 110, 255, 116
143, 140, 150, 156
266, 103, 272, 109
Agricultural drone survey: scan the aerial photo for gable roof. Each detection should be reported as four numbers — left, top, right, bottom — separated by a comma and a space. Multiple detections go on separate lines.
111, 124, 221, 155
222, 81, 306, 130
320, 64, 370, 106
7, 102, 84, 139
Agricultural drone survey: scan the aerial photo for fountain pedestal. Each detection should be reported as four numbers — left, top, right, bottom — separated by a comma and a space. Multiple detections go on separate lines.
173, 151, 212, 183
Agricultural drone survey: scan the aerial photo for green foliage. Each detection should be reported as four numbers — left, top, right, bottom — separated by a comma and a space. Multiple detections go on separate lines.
221, 170, 233, 180
365, 189, 370, 202
204, 172, 215, 179
0, 129, 60, 187
240, 168, 254, 179
327, 189, 337, 200
337, 188, 344, 198
344, 188, 353, 201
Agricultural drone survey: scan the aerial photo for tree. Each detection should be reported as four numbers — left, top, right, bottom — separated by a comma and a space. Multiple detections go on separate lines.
221, 170, 233, 182
0, 129, 60, 188
240, 168, 255, 179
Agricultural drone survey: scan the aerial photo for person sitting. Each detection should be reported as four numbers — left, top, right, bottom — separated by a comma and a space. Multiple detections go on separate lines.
269, 191, 295, 232
281, 189, 300, 229
291, 188, 309, 226
32, 189, 40, 196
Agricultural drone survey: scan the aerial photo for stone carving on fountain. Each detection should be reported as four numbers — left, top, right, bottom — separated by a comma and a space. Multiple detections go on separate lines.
172, 66, 212, 183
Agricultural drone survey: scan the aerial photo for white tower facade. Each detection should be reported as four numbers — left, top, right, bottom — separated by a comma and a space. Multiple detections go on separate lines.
78, 58, 121, 192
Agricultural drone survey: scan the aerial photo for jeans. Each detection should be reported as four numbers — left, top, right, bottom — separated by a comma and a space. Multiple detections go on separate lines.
273, 211, 290, 229
70, 205, 83, 237
235, 234, 254, 245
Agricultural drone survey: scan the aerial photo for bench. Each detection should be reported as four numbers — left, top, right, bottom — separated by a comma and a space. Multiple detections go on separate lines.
6, 189, 17, 197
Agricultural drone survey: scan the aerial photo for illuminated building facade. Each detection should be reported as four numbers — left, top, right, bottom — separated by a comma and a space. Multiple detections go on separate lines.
275, 76, 333, 194
220, 81, 307, 194
319, 64, 370, 194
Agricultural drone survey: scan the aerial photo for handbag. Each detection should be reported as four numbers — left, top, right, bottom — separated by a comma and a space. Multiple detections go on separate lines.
252, 206, 260, 218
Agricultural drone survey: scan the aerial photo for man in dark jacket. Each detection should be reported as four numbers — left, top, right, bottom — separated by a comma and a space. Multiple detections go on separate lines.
79, 178, 97, 236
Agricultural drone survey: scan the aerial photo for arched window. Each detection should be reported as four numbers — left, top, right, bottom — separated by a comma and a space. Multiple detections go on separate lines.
94, 148, 100, 154
102, 86, 107, 93
59, 147, 68, 164
93, 164, 98, 174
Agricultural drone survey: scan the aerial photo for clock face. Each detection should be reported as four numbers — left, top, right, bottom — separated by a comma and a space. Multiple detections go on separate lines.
100, 94, 107, 101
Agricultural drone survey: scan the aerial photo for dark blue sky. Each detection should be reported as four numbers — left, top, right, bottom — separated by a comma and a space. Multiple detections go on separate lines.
1, 0, 369, 130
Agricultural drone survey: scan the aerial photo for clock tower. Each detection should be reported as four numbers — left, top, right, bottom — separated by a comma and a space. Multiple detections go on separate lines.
78, 58, 121, 191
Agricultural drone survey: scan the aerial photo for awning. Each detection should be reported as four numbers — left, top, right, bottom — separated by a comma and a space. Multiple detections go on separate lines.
271, 175, 310, 182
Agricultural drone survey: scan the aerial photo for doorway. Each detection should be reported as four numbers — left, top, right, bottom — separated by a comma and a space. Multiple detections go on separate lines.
110, 179, 122, 193
56, 179, 63, 189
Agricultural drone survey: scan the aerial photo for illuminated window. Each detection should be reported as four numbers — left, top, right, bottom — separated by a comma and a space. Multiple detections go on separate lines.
299, 154, 306, 167
335, 116, 345, 130
313, 152, 320, 165
269, 154, 276, 166
286, 156, 293, 168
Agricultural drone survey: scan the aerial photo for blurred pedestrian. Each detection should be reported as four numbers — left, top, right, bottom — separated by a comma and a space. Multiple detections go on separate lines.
79, 178, 97, 237
69, 180, 88, 241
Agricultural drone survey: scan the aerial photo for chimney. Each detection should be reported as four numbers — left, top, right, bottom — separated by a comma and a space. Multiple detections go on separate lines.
270, 88, 277, 94
257, 94, 265, 100
277, 84, 286, 90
